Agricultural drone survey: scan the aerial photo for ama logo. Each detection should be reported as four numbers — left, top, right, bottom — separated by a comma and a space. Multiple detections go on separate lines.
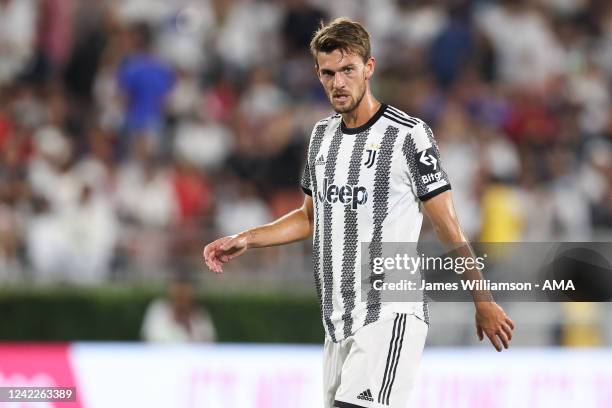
317, 178, 368, 209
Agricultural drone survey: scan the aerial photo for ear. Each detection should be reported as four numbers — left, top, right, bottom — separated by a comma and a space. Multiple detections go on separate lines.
364, 57, 375, 80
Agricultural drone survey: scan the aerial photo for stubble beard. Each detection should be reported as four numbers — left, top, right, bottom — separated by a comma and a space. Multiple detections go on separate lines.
331, 83, 367, 114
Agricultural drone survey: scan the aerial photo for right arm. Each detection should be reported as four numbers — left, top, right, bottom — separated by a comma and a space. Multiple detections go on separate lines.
203, 195, 314, 273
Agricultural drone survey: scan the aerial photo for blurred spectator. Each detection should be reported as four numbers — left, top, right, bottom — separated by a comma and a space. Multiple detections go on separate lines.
391, 1, 448, 49
479, 182, 524, 243
240, 66, 289, 123
215, 179, 271, 238
214, 0, 282, 70
157, 1, 216, 74
429, 2, 474, 88
548, 144, 593, 240
63, 0, 112, 104
560, 302, 603, 347
172, 158, 213, 225
117, 21, 175, 157
116, 143, 177, 228
36, 0, 75, 77
141, 275, 216, 343
281, 0, 326, 57
477, 0, 564, 89
173, 116, 233, 171
582, 138, 612, 228
0, 0, 37, 84
435, 103, 482, 239
25, 127, 118, 284
114, 140, 177, 279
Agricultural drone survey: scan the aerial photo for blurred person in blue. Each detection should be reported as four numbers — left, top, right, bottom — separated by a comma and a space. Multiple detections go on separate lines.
117, 21, 175, 158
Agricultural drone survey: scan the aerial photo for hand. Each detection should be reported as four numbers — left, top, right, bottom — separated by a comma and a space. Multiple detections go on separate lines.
475, 302, 514, 352
203, 234, 248, 273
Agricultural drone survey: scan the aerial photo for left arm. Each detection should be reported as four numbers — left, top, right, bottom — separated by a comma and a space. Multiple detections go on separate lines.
423, 191, 515, 351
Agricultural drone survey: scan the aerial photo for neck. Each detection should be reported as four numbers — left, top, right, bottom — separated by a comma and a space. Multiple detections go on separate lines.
341, 92, 381, 129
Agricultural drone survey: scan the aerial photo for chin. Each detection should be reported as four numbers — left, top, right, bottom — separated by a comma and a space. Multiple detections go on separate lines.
332, 101, 356, 114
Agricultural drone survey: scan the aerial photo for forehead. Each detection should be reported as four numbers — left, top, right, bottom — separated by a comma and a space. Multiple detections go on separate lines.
316, 49, 364, 70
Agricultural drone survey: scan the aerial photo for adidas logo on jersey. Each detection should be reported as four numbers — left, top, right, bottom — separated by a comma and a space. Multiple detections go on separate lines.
357, 389, 374, 402
317, 177, 368, 210
315, 155, 326, 166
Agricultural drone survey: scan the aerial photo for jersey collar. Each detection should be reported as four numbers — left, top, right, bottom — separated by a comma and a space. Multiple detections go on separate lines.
340, 103, 387, 135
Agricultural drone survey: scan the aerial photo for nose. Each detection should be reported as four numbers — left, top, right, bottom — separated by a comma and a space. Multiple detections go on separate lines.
332, 72, 346, 89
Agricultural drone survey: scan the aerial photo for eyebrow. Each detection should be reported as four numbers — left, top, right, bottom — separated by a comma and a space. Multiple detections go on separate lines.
320, 64, 357, 75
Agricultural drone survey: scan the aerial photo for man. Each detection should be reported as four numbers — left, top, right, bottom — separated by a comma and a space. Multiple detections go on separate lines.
204, 17, 514, 408
117, 22, 175, 158
141, 274, 217, 343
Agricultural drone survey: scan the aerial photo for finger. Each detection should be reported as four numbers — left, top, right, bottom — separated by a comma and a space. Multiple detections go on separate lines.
487, 332, 502, 352
206, 258, 218, 273
207, 254, 222, 271
203, 251, 214, 268
211, 260, 223, 273
203, 244, 213, 260
205, 240, 223, 258
501, 323, 513, 341
205, 249, 221, 267
496, 329, 510, 349
505, 317, 515, 330
476, 325, 483, 341
211, 258, 223, 273
204, 247, 217, 264
213, 255, 225, 269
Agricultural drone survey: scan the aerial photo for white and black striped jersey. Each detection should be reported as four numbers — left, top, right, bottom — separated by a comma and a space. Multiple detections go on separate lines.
301, 103, 451, 342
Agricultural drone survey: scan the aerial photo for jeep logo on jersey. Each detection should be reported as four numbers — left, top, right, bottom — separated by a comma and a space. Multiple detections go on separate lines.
317, 177, 368, 209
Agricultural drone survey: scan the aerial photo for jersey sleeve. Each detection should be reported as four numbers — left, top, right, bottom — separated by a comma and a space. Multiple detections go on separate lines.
300, 123, 317, 196
300, 117, 333, 196
300, 154, 312, 196
402, 121, 451, 201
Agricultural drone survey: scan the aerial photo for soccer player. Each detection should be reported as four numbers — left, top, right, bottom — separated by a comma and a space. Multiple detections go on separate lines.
204, 17, 514, 408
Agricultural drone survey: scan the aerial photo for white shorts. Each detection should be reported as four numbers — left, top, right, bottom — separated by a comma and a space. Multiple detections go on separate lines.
323, 313, 428, 408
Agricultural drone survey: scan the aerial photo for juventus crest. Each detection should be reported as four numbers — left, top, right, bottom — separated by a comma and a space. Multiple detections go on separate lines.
363, 144, 379, 168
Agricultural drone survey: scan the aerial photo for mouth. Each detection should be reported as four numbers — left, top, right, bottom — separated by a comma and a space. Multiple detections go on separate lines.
333, 94, 349, 103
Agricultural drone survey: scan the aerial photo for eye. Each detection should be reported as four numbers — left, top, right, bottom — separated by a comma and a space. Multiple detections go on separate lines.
344, 67, 353, 73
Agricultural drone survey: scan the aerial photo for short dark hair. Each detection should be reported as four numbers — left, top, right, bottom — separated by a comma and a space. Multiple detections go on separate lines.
131, 21, 153, 50
309, 17, 371, 66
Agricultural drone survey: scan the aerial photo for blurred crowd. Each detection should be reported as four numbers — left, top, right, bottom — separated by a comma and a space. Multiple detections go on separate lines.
0, 0, 611, 285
